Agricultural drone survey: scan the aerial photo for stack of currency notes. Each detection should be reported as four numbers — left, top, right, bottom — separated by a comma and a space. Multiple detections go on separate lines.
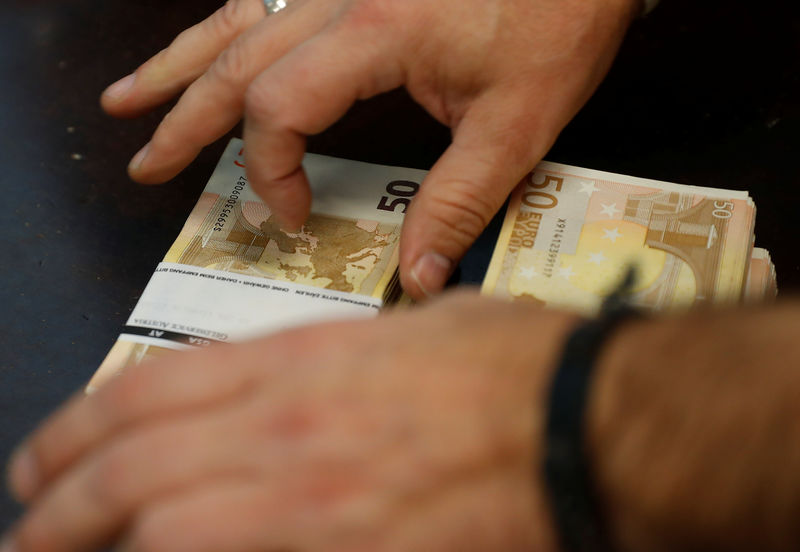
481, 162, 777, 314
88, 138, 426, 391
89, 142, 778, 391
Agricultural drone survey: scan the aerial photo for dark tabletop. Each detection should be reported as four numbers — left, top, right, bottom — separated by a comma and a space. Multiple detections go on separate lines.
1, 0, 799, 532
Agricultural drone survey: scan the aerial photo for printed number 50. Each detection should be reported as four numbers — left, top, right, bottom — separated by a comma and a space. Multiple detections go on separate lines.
377, 180, 420, 213
712, 200, 734, 219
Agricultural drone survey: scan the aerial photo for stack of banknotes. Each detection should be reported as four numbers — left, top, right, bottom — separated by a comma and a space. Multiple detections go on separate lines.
481, 162, 777, 312
88, 139, 425, 390
88, 139, 777, 390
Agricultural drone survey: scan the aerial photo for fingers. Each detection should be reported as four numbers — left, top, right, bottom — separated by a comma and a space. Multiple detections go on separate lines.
398, 91, 554, 299
6, 322, 376, 552
129, 0, 338, 184
122, 480, 287, 552
119, 473, 382, 552
6, 345, 258, 504
10, 408, 257, 552
101, 0, 268, 118
243, 20, 404, 230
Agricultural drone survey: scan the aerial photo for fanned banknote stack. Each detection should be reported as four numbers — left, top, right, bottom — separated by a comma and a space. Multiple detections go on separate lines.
481, 162, 777, 313
89, 138, 426, 391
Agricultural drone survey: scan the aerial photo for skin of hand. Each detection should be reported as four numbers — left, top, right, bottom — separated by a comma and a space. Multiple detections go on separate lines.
590, 301, 800, 552
5, 292, 579, 552
100, 0, 640, 299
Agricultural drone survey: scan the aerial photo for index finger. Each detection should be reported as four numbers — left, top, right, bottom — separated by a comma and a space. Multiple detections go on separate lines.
6, 314, 355, 505
242, 18, 403, 230
5, 344, 260, 504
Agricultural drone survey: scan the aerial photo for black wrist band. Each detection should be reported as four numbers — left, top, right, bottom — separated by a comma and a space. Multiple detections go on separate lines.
543, 272, 640, 552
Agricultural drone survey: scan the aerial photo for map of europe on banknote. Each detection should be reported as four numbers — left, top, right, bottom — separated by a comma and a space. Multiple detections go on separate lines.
482, 162, 762, 314
164, 192, 402, 299
161, 140, 422, 301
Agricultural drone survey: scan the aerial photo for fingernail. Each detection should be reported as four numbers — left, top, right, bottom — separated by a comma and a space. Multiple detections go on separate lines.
7, 444, 38, 503
410, 252, 453, 297
103, 73, 136, 102
129, 142, 151, 173
0, 532, 18, 552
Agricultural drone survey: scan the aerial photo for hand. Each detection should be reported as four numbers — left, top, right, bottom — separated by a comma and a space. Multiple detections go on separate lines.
6, 292, 577, 552
101, 0, 638, 299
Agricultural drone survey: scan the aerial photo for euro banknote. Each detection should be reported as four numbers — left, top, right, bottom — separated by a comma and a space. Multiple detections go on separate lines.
481, 162, 773, 314
88, 139, 426, 392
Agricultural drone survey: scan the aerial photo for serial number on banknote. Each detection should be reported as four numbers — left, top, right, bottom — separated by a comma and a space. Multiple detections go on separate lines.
214, 176, 247, 232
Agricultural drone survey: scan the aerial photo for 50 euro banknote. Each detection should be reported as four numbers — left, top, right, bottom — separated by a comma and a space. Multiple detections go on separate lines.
481, 162, 760, 314
88, 139, 427, 392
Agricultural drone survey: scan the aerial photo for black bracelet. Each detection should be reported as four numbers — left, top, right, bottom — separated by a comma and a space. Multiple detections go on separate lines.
543, 272, 640, 552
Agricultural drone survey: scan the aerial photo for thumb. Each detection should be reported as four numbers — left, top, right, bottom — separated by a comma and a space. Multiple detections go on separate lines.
399, 92, 554, 299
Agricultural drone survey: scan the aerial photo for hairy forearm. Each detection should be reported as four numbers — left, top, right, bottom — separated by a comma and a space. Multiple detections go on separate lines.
589, 301, 800, 552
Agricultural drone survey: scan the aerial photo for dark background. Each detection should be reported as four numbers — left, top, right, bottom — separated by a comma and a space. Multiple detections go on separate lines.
1, 0, 798, 532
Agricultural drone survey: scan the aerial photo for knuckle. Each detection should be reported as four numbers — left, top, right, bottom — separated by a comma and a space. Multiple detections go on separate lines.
212, 0, 250, 36
88, 447, 135, 509
263, 168, 301, 195
209, 39, 251, 89
423, 181, 498, 245
341, 0, 396, 29
244, 80, 281, 123
98, 372, 146, 421
254, 325, 342, 369
251, 401, 324, 442
271, 325, 314, 352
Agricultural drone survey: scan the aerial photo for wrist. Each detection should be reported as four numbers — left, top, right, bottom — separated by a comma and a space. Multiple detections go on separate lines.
541, 298, 641, 552
585, 306, 800, 552
495, 302, 583, 552
585, 316, 673, 551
